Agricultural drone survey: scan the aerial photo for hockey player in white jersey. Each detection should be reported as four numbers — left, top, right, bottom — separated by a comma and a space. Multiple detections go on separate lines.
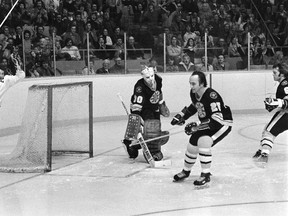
0, 55, 25, 107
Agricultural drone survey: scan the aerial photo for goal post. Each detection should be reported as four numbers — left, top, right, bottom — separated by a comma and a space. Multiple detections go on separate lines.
0, 81, 93, 173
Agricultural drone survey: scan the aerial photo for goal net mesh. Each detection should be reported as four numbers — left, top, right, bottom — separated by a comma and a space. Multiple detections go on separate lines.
0, 82, 92, 172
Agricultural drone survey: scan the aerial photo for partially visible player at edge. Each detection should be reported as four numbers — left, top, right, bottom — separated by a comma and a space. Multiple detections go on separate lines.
253, 63, 288, 164
0, 55, 25, 107
171, 71, 233, 188
123, 65, 170, 161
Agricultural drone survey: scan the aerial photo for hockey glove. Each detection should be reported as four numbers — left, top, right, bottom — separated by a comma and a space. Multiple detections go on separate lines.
171, 113, 185, 126
264, 98, 283, 112
185, 119, 211, 135
171, 107, 191, 126
185, 122, 198, 135
159, 101, 170, 117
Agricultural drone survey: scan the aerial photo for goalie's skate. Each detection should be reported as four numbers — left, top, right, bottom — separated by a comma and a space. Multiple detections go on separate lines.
122, 139, 139, 159
193, 172, 211, 189
173, 170, 190, 182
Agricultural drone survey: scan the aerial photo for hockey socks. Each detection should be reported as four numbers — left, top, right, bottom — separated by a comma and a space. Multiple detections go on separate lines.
173, 170, 190, 182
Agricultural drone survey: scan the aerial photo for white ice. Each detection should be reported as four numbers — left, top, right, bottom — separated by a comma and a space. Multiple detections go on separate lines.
0, 112, 287, 216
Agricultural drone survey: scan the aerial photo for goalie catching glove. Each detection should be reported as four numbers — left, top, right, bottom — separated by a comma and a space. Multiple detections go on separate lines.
185, 119, 210, 135
264, 98, 286, 112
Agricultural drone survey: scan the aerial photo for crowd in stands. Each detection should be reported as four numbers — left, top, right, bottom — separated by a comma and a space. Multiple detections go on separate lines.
0, 0, 288, 77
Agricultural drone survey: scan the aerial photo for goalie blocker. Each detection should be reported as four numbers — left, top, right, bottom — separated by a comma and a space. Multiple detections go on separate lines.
122, 114, 169, 162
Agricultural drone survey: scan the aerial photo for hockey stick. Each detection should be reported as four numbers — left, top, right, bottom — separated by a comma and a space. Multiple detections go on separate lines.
130, 129, 184, 147
117, 93, 129, 115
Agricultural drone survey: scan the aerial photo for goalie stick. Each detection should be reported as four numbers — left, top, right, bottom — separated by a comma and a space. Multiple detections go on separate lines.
117, 93, 172, 168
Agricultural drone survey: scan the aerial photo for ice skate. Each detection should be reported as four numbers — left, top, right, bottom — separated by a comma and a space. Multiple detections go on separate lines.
173, 170, 190, 182
252, 149, 262, 159
194, 172, 211, 189
152, 151, 163, 161
255, 153, 268, 168
122, 139, 139, 159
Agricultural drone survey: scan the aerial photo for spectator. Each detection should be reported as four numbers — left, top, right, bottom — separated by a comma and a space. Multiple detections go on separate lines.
0, 57, 13, 76
31, 38, 51, 67
35, 60, 54, 76
0, 26, 12, 49
170, 14, 186, 37
183, 38, 196, 63
53, 13, 68, 36
31, 25, 47, 46
3, 38, 15, 59
82, 22, 98, 49
31, 0, 48, 26
167, 35, 182, 65
195, 55, 214, 72
82, 61, 96, 75
112, 27, 124, 44
74, 12, 86, 41
62, 25, 82, 48
103, 11, 117, 37
95, 36, 113, 60
22, 29, 33, 64
61, 38, 81, 60
96, 59, 111, 74
228, 37, 242, 57
214, 38, 228, 58
166, 57, 179, 72
251, 36, 264, 65
183, 25, 197, 47
133, 3, 145, 25
271, 51, 288, 65
54, 40, 71, 61
13, 25, 23, 47
13, 1, 31, 26
102, 28, 113, 46
78, 4, 89, 23
110, 57, 126, 74
178, 54, 195, 72
142, 3, 161, 30
135, 25, 155, 51
213, 55, 230, 71
262, 38, 276, 67
113, 37, 125, 59
126, 36, 145, 59
149, 57, 164, 73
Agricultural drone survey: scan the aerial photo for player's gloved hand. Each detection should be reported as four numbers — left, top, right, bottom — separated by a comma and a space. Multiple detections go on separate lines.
264, 98, 283, 112
185, 122, 198, 135
171, 113, 185, 125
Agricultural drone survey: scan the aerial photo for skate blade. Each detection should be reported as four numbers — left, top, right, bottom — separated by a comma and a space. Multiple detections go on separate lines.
194, 183, 210, 190
154, 159, 172, 168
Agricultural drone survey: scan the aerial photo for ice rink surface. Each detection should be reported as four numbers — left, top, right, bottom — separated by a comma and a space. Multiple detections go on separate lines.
0, 112, 287, 216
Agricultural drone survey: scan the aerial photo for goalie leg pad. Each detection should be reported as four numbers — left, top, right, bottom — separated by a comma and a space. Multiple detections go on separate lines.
143, 120, 169, 145
124, 114, 142, 140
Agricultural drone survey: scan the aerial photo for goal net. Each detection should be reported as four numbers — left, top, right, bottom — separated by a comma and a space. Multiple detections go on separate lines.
0, 82, 93, 173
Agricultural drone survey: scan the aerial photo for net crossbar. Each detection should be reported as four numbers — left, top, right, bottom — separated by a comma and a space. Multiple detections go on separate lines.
0, 82, 93, 173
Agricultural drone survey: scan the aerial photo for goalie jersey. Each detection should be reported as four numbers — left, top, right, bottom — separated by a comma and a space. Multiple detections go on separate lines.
186, 88, 233, 130
130, 74, 163, 116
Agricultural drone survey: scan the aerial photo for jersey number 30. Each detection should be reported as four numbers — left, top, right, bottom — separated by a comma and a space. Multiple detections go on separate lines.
133, 95, 143, 104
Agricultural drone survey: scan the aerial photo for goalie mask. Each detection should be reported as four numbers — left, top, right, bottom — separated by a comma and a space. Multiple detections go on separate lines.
141, 66, 156, 89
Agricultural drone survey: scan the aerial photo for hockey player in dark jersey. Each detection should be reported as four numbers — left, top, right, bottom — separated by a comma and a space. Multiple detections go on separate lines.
171, 71, 232, 187
123, 66, 170, 162
253, 63, 288, 164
